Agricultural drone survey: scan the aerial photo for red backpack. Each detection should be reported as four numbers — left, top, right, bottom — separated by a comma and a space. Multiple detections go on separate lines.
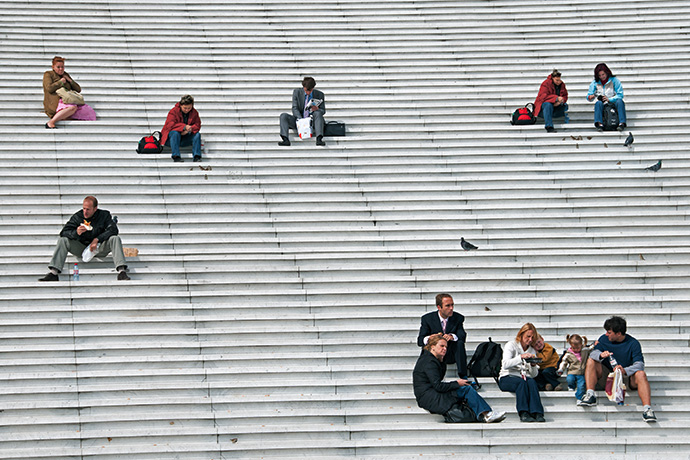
136, 131, 164, 154
510, 103, 537, 125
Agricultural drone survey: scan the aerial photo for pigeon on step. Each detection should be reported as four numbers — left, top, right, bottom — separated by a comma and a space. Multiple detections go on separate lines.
461, 237, 478, 251
645, 160, 662, 172
624, 132, 634, 147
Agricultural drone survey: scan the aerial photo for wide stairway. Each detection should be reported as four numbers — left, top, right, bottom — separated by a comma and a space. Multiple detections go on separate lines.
1, 0, 690, 458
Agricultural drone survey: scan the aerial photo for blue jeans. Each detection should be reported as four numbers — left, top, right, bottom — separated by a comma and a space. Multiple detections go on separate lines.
456, 385, 491, 421
535, 367, 560, 390
538, 102, 568, 128
499, 375, 544, 415
594, 99, 626, 125
567, 374, 586, 401
166, 130, 201, 159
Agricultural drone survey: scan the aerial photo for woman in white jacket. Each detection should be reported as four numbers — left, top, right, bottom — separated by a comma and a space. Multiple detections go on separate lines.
498, 323, 545, 422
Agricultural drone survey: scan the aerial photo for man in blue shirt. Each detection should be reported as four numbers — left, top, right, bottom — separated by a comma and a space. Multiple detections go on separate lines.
579, 316, 656, 422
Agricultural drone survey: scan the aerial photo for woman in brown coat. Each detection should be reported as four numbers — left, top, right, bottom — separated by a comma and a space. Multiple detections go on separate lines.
43, 56, 96, 128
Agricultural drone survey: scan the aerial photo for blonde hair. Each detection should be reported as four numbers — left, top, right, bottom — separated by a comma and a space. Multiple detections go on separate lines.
516, 323, 538, 342
424, 334, 447, 352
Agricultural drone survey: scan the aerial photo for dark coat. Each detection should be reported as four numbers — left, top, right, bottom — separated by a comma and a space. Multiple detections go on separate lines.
417, 311, 468, 376
534, 74, 568, 117
160, 102, 202, 146
60, 208, 118, 246
413, 350, 460, 414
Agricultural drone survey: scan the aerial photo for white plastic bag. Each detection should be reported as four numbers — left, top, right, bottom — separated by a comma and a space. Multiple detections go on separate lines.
605, 369, 626, 404
82, 245, 97, 263
296, 116, 312, 139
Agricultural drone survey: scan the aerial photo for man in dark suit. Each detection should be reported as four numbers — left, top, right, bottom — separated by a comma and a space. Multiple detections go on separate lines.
279, 76, 326, 146
417, 293, 468, 378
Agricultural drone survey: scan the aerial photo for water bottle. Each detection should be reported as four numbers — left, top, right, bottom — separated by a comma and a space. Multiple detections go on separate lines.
73, 263, 79, 281
201, 141, 208, 155
609, 354, 618, 367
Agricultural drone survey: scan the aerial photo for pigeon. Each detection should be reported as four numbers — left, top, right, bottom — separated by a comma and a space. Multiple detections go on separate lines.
461, 237, 478, 251
645, 160, 662, 172
624, 132, 634, 147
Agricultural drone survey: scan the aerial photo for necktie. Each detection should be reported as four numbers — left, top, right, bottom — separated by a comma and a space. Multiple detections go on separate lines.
304, 94, 312, 118
442, 319, 447, 334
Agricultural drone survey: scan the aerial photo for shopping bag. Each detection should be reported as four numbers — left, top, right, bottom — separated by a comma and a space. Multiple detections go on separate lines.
605, 369, 626, 404
296, 117, 312, 139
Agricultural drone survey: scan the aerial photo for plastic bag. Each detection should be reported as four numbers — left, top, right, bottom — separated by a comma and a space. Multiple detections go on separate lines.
296, 116, 312, 139
82, 245, 97, 263
605, 369, 626, 405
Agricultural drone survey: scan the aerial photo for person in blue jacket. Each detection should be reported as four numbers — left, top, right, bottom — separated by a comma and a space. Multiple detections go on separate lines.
586, 63, 626, 131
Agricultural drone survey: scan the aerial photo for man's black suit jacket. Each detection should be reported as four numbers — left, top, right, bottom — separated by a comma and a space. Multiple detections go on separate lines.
417, 311, 468, 377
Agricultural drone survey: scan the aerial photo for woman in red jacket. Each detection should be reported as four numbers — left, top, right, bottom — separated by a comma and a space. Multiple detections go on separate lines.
161, 95, 202, 162
534, 69, 568, 133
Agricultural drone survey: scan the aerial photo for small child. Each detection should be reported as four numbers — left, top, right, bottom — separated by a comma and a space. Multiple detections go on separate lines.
533, 334, 560, 391
557, 334, 590, 404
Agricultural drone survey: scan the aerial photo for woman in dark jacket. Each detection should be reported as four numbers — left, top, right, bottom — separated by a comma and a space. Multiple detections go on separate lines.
413, 334, 505, 423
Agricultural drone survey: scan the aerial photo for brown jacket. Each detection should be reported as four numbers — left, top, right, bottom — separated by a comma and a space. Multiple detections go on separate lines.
43, 70, 81, 117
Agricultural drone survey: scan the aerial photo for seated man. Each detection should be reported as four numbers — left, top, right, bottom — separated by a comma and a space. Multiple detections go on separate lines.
161, 94, 202, 163
533, 334, 561, 391
417, 293, 468, 378
579, 316, 656, 422
534, 69, 569, 133
279, 76, 326, 146
39, 196, 129, 281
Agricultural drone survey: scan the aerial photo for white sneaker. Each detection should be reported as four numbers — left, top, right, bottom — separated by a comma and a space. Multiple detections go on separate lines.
484, 410, 506, 423
576, 399, 583, 406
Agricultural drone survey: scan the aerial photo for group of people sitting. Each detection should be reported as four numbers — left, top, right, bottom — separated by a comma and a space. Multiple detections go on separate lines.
42, 57, 328, 162
534, 62, 627, 133
413, 293, 656, 423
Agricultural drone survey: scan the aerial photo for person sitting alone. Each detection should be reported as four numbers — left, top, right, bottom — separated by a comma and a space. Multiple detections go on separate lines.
160, 95, 202, 162
278, 76, 326, 146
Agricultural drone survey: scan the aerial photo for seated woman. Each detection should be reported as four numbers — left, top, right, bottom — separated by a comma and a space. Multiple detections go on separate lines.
413, 334, 505, 423
160, 95, 202, 162
498, 323, 545, 422
534, 69, 568, 133
587, 63, 627, 131
43, 56, 97, 128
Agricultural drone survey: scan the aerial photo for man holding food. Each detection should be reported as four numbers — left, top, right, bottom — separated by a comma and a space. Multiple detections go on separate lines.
39, 196, 130, 281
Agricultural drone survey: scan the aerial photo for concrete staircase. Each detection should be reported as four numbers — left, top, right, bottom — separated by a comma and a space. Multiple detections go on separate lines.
1, 0, 690, 458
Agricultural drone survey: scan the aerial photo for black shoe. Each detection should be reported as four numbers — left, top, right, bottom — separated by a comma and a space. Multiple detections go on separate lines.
316, 135, 326, 146
580, 393, 597, 406
595, 123, 604, 132
617, 123, 627, 131
45, 123, 57, 129
532, 413, 545, 422
39, 272, 59, 281
193, 156, 202, 162
278, 137, 291, 146
519, 412, 535, 423
172, 156, 183, 162
545, 126, 556, 133
117, 271, 130, 281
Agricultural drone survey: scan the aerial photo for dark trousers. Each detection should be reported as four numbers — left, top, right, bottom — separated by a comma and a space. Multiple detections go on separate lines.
499, 375, 544, 415
443, 340, 468, 378
535, 367, 560, 390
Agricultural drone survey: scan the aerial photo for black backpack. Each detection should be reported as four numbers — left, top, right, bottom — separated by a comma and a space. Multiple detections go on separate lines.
510, 103, 537, 125
468, 338, 503, 387
602, 102, 619, 131
136, 131, 164, 154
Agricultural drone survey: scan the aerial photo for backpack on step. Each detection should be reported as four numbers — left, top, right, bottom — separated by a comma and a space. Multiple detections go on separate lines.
467, 338, 503, 388
510, 103, 537, 125
136, 131, 164, 154
602, 102, 619, 131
